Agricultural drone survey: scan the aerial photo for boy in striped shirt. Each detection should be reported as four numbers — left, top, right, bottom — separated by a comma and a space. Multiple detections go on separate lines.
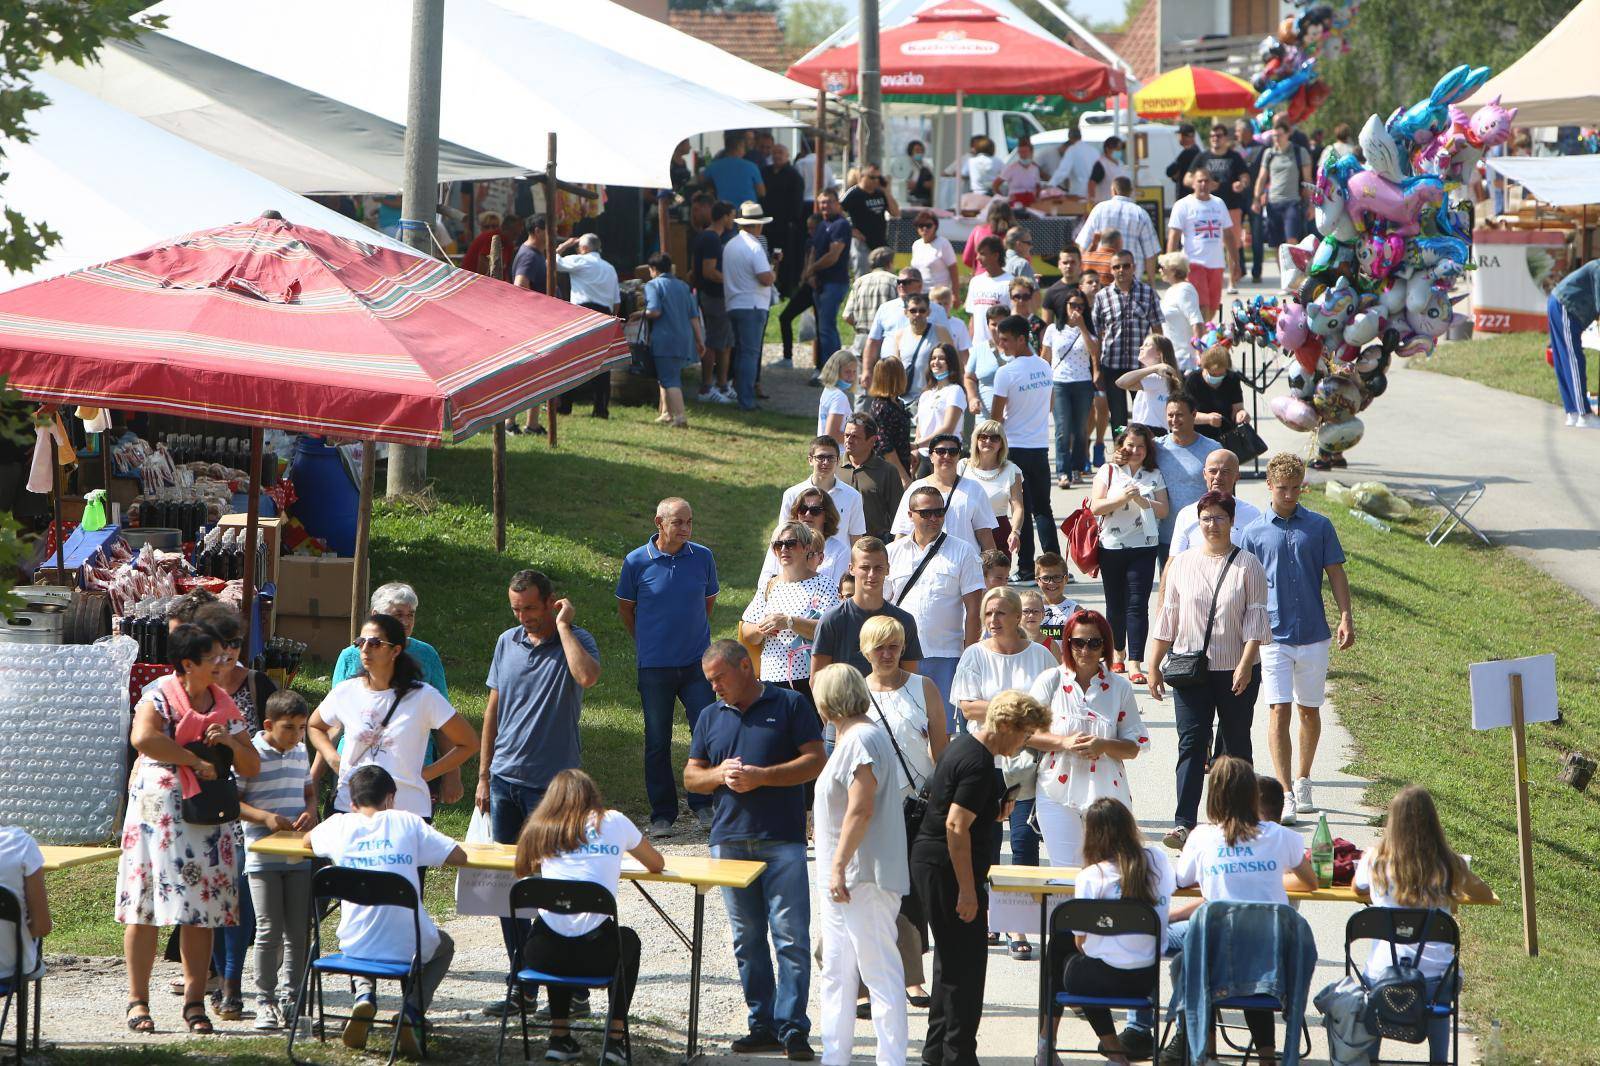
239, 690, 316, 1031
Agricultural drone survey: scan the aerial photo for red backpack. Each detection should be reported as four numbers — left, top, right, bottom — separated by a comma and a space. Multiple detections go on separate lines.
1060, 496, 1101, 578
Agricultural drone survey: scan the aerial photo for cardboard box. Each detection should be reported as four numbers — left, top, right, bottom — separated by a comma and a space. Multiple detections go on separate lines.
218, 513, 284, 589
274, 555, 356, 619
273, 613, 354, 663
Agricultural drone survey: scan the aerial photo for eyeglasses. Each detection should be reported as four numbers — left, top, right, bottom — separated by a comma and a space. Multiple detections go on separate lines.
907, 306, 929, 315
1198, 514, 1231, 525
1069, 636, 1105, 650
910, 506, 948, 519
771, 538, 801, 551
353, 637, 395, 649
1037, 573, 1065, 585
808, 453, 837, 463
797, 504, 826, 517
916, 222, 936, 230
930, 446, 961, 457
205, 653, 234, 666
896, 278, 917, 286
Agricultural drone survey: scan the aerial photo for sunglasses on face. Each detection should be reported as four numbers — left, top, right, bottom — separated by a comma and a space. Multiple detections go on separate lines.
976, 433, 1000, 442
1112, 263, 1132, 271
772, 539, 801, 551
910, 507, 948, 519
930, 446, 961, 457
907, 306, 929, 315
353, 637, 395, 649
917, 222, 936, 230
1069, 636, 1105, 650
797, 504, 826, 517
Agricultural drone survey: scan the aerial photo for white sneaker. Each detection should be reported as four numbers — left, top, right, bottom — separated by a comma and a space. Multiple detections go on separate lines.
1577, 413, 1600, 429
1280, 790, 1299, 826
714, 387, 737, 405
1567, 411, 1581, 427
1294, 777, 1316, 812
252, 999, 283, 1031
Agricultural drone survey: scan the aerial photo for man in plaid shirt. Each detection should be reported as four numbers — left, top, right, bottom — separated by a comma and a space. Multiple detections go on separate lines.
1075, 176, 1160, 284
842, 246, 899, 353
1091, 249, 1163, 429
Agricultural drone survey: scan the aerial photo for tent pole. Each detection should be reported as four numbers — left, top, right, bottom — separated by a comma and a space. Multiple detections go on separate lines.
241, 428, 263, 655
814, 88, 826, 207
350, 442, 375, 645
488, 234, 508, 553
933, 103, 945, 212
955, 91, 965, 205
545, 131, 560, 451
48, 429, 65, 584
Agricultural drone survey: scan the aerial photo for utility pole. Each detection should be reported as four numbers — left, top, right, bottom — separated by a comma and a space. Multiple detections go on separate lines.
387, 0, 444, 498
859, 0, 883, 171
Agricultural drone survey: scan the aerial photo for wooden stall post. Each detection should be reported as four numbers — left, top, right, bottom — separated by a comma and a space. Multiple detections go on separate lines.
488, 235, 508, 553
814, 88, 826, 370
48, 429, 65, 582
240, 428, 263, 654
1509, 672, 1539, 955
350, 442, 376, 645
545, 132, 560, 450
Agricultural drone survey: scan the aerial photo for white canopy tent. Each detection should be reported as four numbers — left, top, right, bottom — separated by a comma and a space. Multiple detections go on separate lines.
1463, 0, 1600, 127
1484, 156, 1600, 207
150, 0, 802, 189
45, 30, 526, 195
0, 72, 416, 293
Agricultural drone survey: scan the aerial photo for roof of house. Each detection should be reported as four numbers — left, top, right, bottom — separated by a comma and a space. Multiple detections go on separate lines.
1110, 0, 1159, 83
666, 10, 792, 73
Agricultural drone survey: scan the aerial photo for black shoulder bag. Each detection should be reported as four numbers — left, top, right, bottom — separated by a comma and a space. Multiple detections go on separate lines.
1161, 546, 1239, 689
868, 689, 932, 850
1358, 908, 1438, 1043
894, 531, 947, 606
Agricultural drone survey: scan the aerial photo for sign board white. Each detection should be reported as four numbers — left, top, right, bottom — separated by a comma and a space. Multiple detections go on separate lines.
1469, 653, 1559, 730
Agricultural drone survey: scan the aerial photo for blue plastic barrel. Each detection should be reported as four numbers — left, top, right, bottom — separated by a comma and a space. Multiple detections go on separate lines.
284, 438, 358, 557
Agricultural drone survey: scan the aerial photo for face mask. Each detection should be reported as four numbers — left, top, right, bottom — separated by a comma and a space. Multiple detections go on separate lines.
913, 153, 925, 164
1203, 371, 1226, 386
838, 379, 853, 391
933, 370, 950, 382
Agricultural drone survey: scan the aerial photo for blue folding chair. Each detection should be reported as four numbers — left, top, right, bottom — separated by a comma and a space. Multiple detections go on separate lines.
0, 886, 40, 1063
1048, 899, 1162, 1061
497, 877, 632, 1065
289, 867, 425, 1066
1344, 907, 1461, 1065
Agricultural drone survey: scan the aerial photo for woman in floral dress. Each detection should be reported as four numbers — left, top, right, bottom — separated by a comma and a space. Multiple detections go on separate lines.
118, 623, 260, 1035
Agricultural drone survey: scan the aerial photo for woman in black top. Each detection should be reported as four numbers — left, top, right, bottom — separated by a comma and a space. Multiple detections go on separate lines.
1183, 344, 1249, 442
867, 356, 916, 487
911, 690, 1052, 1066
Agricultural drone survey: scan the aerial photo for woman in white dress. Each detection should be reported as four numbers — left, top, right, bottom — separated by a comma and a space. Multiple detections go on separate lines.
1026, 608, 1150, 866
958, 418, 1024, 558
912, 344, 967, 474
739, 522, 842, 704
758, 488, 851, 594
1157, 252, 1204, 371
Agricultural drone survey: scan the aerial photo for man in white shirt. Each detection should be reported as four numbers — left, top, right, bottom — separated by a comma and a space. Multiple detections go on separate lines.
1076, 176, 1160, 284
988, 314, 1060, 581
1164, 448, 1264, 559
776, 434, 866, 556
723, 201, 779, 412
889, 433, 998, 551
554, 232, 622, 417
1166, 168, 1237, 321
1048, 127, 1101, 197
886, 486, 983, 726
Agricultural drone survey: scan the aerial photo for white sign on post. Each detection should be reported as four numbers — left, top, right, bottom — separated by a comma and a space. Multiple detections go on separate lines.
1469, 653, 1559, 729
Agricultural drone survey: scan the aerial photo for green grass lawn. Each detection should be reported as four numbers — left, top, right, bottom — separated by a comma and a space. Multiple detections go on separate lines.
1420, 330, 1598, 408
1319, 500, 1600, 1062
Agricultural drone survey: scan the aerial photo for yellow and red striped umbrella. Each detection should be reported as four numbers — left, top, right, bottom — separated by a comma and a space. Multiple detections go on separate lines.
1133, 65, 1258, 120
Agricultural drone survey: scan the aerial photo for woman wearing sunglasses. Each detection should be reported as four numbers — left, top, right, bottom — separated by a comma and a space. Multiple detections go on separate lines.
307, 614, 478, 821
739, 523, 842, 703
1025, 608, 1149, 867
909, 209, 959, 292
757, 487, 850, 593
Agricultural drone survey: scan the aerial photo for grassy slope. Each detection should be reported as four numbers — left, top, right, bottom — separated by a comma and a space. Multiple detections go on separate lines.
1419, 331, 1598, 408
1319, 501, 1600, 1062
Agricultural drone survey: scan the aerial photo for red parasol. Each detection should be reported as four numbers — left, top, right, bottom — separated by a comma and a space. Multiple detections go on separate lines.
787, 0, 1125, 102
0, 215, 626, 447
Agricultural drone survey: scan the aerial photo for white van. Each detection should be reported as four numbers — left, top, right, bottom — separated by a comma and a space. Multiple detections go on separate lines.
1011, 111, 1185, 209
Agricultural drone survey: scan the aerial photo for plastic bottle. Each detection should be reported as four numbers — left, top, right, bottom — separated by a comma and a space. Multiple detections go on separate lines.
1483, 1018, 1507, 1063
1311, 812, 1335, 889
1347, 508, 1390, 532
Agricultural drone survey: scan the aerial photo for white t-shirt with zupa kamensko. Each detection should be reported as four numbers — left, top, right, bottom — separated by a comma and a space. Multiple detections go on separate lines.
1167, 195, 1233, 271
991, 354, 1054, 449
1074, 849, 1178, 970
963, 270, 1013, 320
1175, 821, 1307, 906
528, 809, 643, 937
308, 808, 458, 964
318, 679, 458, 818
1353, 852, 1460, 980
0, 826, 43, 977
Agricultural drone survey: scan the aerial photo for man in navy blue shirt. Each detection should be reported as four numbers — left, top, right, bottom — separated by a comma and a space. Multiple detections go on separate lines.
686, 641, 825, 1061
1239, 453, 1355, 825
805, 188, 853, 365
617, 497, 719, 837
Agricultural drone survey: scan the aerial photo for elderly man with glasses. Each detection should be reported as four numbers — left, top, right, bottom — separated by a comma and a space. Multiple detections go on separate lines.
777, 434, 867, 558
863, 267, 952, 392
886, 484, 985, 731
1090, 249, 1163, 432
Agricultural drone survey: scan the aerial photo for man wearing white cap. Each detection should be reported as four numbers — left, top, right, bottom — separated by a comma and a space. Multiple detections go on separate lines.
723, 201, 780, 411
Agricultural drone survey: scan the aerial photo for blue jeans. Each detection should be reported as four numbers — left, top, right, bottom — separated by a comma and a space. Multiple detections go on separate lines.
212, 872, 256, 984
988, 797, 1039, 868
729, 308, 769, 410
713, 839, 811, 1041
917, 657, 961, 735
1052, 380, 1095, 478
489, 775, 548, 968
814, 280, 847, 360
638, 665, 715, 822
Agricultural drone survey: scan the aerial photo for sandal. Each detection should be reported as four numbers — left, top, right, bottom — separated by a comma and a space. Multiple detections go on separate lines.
1130, 672, 1149, 685
1008, 938, 1033, 960
183, 1000, 215, 1035
126, 999, 155, 1033
1111, 661, 1127, 674
986, 931, 1001, 944
216, 996, 245, 1021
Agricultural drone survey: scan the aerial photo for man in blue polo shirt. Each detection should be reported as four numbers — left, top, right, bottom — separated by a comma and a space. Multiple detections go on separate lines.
686, 641, 825, 1062
617, 496, 720, 837
1239, 453, 1355, 825
475, 568, 601, 1016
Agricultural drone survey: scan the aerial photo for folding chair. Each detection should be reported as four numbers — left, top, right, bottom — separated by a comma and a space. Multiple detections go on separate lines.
1344, 907, 1461, 1065
289, 867, 426, 1066
1047, 899, 1161, 1062
0, 886, 40, 1063
1425, 482, 1489, 547
497, 877, 632, 1065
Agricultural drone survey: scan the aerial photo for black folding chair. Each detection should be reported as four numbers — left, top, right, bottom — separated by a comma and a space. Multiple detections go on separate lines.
1048, 899, 1162, 1061
0, 886, 40, 1063
289, 867, 425, 1066
1344, 907, 1461, 1065
497, 877, 632, 1065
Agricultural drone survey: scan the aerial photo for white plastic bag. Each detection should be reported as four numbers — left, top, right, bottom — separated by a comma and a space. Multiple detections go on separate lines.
797, 306, 817, 343
454, 808, 516, 917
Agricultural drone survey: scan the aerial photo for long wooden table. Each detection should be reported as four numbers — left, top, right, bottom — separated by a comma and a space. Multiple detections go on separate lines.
254, 831, 763, 1063
990, 863, 1501, 1038
38, 845, 121, 873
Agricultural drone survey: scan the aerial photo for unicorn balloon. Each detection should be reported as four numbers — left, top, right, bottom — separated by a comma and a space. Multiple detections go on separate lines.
1415, 95, 1518, 183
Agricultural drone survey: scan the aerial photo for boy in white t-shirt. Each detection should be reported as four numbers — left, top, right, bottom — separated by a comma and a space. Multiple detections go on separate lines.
1165, 168, 1237, 321
0, 824, 50, 985
308, 765, 467, 1056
